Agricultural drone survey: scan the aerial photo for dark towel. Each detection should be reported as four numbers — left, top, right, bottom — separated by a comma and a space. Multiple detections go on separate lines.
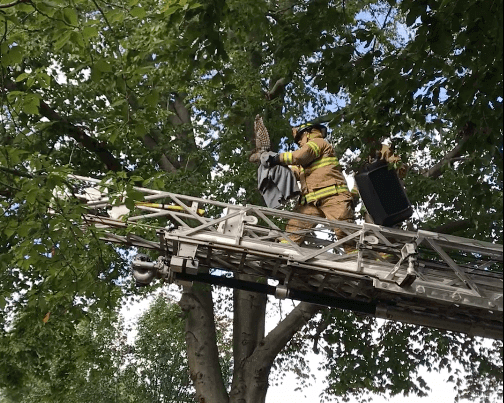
258, 163, 300, 209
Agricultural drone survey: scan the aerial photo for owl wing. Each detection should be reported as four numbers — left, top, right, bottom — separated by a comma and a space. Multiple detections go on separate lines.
253, 114, 271, 152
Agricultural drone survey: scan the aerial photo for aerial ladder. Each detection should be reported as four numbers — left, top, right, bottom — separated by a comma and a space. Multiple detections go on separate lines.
68, 175, 503, 340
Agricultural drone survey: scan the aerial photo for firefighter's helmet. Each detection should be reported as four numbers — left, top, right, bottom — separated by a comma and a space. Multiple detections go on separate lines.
293, 121, 327, 142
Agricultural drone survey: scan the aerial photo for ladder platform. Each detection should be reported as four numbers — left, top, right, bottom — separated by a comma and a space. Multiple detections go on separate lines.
66, 175, 503, 339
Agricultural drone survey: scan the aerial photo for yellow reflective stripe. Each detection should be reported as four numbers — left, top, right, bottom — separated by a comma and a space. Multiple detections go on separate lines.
303, 185, 349, 203
135, 202, 205, 216
281, 152, 293, 164
306, 141, 321, 157
307, 156, 339, 171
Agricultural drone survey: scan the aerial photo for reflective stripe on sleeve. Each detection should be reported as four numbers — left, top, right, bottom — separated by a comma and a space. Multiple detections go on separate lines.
306, 141, 321, 157
307, 156, 339, 171
281, 152, 293, 165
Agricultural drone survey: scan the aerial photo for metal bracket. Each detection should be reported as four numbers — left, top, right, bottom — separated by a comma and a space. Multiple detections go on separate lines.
217, 208, 258, 243
275, 268, 295, 300
170, 243, 199, 275
384, 243, 418, 287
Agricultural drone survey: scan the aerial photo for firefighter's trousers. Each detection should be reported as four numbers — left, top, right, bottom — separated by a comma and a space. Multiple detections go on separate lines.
282, 192, 355, 253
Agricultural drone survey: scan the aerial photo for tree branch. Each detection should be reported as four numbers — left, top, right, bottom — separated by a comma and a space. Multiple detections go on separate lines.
0, 166, 34, 178
232, 275, 267, 371
143, 134, 178, 173
0, 0, 29, 9
266, 77, 290, 100
423, 124, 475, 179
425, 219, 473, 234
425, 213, 500, 234
257, 301, 320, 363
38, 101, 123, 172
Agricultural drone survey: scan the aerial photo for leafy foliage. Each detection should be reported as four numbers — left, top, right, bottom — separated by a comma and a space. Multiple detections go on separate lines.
0, 294, 198, 403
0, 0, 502, 402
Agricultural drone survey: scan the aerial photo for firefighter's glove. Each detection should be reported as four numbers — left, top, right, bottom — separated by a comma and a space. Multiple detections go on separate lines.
260, 151, 280, 168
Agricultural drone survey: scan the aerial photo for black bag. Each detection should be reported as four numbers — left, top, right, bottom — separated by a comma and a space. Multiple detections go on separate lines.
354, 159, 413, 227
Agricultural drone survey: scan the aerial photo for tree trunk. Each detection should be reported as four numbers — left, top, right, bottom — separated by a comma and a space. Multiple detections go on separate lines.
229, 299, 321, 403
229, 274, 268, 402
179, 284, 229, 403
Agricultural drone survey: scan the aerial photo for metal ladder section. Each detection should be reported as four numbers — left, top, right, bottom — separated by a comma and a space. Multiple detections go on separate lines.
69, 175, 503, 339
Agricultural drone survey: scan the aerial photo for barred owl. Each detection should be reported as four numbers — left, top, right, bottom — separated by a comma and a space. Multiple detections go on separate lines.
249, 114, 271, 163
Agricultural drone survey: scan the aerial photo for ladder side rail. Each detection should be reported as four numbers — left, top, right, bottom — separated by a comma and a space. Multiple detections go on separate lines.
425, 238, 484, 297
296, 230, 364, 262
177, 208, 251, 237
70, 175, 503, 257
87, 209, 501, 300
417, 230, 503, 259
128, 208, 190, 223
87, 210, 500, 304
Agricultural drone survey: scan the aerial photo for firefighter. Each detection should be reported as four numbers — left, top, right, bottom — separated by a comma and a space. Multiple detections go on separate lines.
264, 122, 355, 252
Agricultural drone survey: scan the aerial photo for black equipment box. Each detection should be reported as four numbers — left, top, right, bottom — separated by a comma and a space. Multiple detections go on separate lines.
354, 159, 413, 227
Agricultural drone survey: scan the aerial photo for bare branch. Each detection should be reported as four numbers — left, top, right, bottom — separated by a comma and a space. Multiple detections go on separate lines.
423, 124, 475, 179
372, 4, 394, 51
425, 219, 473, 234
257, 301, 320, 363
266, 77, 290, 100
38, 101, 123, 171
143, 134, 178, 173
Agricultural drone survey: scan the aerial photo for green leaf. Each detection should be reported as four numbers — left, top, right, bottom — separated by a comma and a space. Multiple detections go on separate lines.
4, 227, 15, 238
430, 29, 452, 55
146, 90, 159, 107
23, 94, 40, 115
91, 67, 102, 82
26, 187, 39, 204
82, 26, 99, 40
406, 10, 417, 27
1, 46, 23, 66
15, 72, 30, 82
54, 30, 72, 50
95, 60, 113, 72
71, 31, 85, 48
130, 6, 146, 18
161, 5, 180, 16
63, 8, 79, 26
135, 123, 147, 137
36, 72, 52, 88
